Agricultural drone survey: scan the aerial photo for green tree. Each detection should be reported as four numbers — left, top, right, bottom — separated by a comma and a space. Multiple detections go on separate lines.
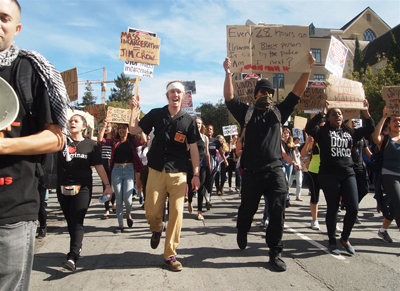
80, 81, 97, 107
349, 54, 400, 121
108, 73, 134, 105
387, 32, 400, 74
353, 37, 364, 74
196, 100, 231, 137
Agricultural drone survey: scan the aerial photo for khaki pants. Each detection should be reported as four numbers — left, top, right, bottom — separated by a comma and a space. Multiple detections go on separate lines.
145, 167, 187, 259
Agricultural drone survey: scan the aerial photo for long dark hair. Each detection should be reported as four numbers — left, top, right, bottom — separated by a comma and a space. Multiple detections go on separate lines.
115, 123, 130, 140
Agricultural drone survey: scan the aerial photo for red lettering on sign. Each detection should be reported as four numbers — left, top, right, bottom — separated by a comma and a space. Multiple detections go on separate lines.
0, 177, 13, 185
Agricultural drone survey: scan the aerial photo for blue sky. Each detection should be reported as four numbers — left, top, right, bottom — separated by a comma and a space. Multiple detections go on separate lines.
16, 0, 400, 114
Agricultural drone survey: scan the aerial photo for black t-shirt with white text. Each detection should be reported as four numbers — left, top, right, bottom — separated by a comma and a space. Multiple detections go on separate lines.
57, 138, 102, 186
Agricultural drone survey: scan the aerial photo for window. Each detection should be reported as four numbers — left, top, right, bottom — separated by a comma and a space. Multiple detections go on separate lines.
311, 49, 321, 63
363, 29, 376, 41
273, 74, 284, 89
314, 74, 325, 81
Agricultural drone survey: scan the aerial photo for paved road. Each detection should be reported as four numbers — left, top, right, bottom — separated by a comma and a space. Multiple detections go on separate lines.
31, 173, 400, 291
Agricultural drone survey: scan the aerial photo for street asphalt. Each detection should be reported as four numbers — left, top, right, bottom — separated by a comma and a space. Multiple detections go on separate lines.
31, 171, 400, 291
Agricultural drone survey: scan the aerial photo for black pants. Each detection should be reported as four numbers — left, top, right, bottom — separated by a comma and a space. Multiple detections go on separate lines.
215, 163, 227, 192
57, 185, 92, 262
237, 168, 286, 252
319, 173, 358, 245
38, 184, 47, 228
188, 166, 208, 212
102, 159, 116, 211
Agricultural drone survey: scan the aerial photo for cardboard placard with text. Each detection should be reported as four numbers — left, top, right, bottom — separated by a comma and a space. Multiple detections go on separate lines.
84, 104, 106, 120
61, 68, 78, 102
293, 116, 308, 130
325, 75, 366, 110
234, 78, 258, 105
342, 108, 360, 120
226, 25, 310, 73
297, 87, 326, 111
119, 32, 161, 65
106, 107, 131, 124
382, 86, 400, 116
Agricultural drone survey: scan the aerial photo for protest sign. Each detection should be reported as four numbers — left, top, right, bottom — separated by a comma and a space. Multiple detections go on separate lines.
292, 128, 305, 144
293, 116, 308, 130
106, 107, 131, 124
120, 32, 161, 65
382, 86, 400, 116
325, 36, 349, 77
342, 109, 360, 120
123, 28, 156, 77
84, 104, 106, 120
226, 25, 310, 73
325, 75, 366, 110
182, 91, 194, 115
222, 125, 238, 136
298, 87, 326, 111
61, 68, 78, 102
234, 78, 258, 105
181, 81, 196, 95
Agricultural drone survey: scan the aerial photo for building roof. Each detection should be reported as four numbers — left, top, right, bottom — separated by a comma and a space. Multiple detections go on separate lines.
341, 6, 391, 31
363, 24, 400, 66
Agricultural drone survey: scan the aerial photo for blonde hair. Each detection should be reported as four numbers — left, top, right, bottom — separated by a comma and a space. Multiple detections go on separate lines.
216, 134, 229, 152
282, 127, 294, 148
195, 117, 206, 135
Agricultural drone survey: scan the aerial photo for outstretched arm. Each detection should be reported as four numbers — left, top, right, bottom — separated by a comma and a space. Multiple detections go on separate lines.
223, 58, 234, 102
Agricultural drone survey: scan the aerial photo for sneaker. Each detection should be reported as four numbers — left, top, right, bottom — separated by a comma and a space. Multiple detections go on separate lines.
37, 227, 47, 238
164, 256, 182, 271
336, 224, 342, 233
113, 227, 124, 234
269, 251, 287, 272
311, 220, 320, 230
127, 218, 133, 228
206, 202, 212, 211
62, 259, 76, 272
285, 201, 291, 208
237, 231, 247, 250
139, 195, 144, 205
378, 230, 393, 243
151, 226, 163, 249
228, 187, 232, 192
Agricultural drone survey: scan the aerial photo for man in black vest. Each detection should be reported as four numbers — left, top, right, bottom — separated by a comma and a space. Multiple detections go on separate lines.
0, 1, 68, 289
223, 53, 315, 272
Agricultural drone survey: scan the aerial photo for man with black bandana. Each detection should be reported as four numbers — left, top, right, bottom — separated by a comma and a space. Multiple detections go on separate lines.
222, 52, 315, 272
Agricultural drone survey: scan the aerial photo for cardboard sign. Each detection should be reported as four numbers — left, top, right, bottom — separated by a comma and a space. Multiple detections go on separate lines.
106, 107, 131, 124
382, 86, 400, 116
293, 116, 308, 130
84, 104, 106, 120
325, 36, 349, 77
226, 25, 310, 73
234, 78, 258, 105
342, 108, 360, 120
222, 125, 238, 136
123, 28, 156, 77
325, 75, 366, 109
298, 87, 326, 111
120, 32, 161, 65
61, 68, 78, 102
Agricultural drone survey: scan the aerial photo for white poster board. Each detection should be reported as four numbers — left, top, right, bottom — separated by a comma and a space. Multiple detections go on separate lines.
325, 36, 349, 77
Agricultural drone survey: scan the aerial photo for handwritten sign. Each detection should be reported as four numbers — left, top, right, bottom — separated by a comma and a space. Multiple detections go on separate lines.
222, 125, 238, 136
382, 86, 400, 116
342, 109, 360, 120
84, 104, 106, 120
293, 116, 308, 130
234, 78, 258, 105
120, 32, 161, 65
325, 75, 366, 109
226, 25, 310, 73
325, 36, 349, 77
107, 107, 131, 124
298, 87, 326, 111
61, 68, 78, 102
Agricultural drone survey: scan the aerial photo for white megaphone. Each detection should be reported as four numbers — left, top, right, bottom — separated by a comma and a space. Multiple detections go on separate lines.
0, 76, 19, 132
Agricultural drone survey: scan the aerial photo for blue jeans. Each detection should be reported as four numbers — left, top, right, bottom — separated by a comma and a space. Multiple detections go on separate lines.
112, 164, 135, 226
282, 161, 293, 201
319, 173, 358, 245
0, 220, 37, 291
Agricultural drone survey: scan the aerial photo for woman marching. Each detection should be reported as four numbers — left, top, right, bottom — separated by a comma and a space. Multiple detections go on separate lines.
305, 100, 374, 255
187, 117, 212, 220
372, 107, 400, 237
58, 114, 113, 271
99, 118, 147, 233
